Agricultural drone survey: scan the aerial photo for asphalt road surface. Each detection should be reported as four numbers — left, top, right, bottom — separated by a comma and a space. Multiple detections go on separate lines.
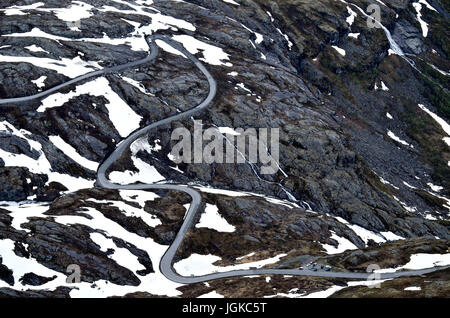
1, 34, 447, 286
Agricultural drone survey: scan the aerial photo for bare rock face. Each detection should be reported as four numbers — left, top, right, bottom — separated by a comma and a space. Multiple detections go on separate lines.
331, 268, 450, 298
0, 261, 14, 286
0, 0, 448, 297
19, 272, 57, 286
393, 19, 425, 54
0, 286, 73, 298
319, 238, 450, 271
21, 219, 144, 286
36, 182, 68, 202
0, 167, 47, 201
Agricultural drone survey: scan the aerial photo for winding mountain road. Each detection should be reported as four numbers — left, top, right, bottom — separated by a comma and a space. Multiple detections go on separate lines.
1, 34, 448, 287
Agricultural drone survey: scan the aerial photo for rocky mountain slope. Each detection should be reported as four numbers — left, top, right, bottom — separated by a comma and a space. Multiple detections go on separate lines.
0, 0, 448, 297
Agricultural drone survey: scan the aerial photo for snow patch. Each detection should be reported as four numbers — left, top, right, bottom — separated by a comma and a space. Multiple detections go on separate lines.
198, 291, 225, 298
321, 232, 358, 254
174, 253, 286, 276
222, 0, 240, 6
427, 183, 443, 192
195, 204, 236, 233
418, 104, 450, 147
346, 7, 357, 26
122, 77, 154, 95
0, 121, 93, 191
90, 232, 145, 272
335, 217, 386, 245
332, 45, 346, 56
31, 76, 47, 89
377, 253, 450, 273
380, 231, 404, 241
412, 2, 428, 37
0, 53, 102, 78
109, 157, 165, 185
387, 130, 413, 147
88, 198, 161, 227
172, 35, 232, 67
49, 135, 98, 171
0, 2, 45, 16
37, 77, 142, 138
25, 45, 48, 53
404, 286, 421, 291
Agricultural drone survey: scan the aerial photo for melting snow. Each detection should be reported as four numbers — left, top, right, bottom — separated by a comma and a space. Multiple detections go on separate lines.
195, 204, 236, 233
427, 183, 443, 192
393, 195, 417, 213
1, 204, 183, 297
321, 232, 358, 254
110, 138, 166, 184
1, 202, 50, 233
0, 121, 94, 191
377, 253, 450, 272
119, 189, 159, 208
387, 130, 413, 147
404, 286, 421, 291
5, 4, 194, 52
346, 7, 357, 27
1, 1, 94, 22
380, 231, 404, 241
50, 1, 94, 23
217, 127, 241, 136
265, 278, 390, 298
194, 186, 250, 197
95, 0, 196, 36
122, 77, 154, 95
418, 104, 450, 147
0, 53, 102, 78
332, 46, 346, 56
109, 157, 165, 185
276, 28, 293, 50
412, 2, 429, 37
0, 2, 45, 16
335, 217, 386, 245
90, 232, 145, 272
49, 135, 98, 171
25, 45, 48, 54
89, 198, 162, 227
222, 0, 240, 5
236, 252, 256, 261
236, 82, 252, 93
38, 77, 142, 138
379, 176, 399, 189
198, 291, 225, 298
300, 285, 345, 298
172, 35, 232, 67
194, 186, 300, 209
131, 137, 161, 156
155, 39, 187, 57
174, 253, 286, 276
31, 76, 47, 89
418, 0, 438, 12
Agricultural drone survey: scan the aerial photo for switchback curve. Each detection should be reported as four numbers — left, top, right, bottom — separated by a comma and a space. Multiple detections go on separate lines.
1, 34, 447, 287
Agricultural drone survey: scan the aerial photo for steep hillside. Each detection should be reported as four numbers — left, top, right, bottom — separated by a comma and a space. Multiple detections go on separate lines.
0, 0, 448, 298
